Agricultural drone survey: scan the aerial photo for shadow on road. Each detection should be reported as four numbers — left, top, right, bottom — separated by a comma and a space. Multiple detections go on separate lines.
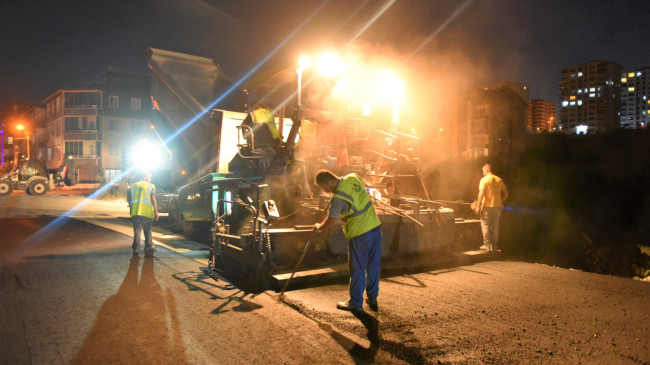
381, 273, 428, 288
172, 271, 264, 314
349, 311, 380, 362
71, 257, 187, 364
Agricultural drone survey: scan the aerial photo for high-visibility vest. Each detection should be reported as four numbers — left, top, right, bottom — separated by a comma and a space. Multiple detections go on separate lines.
130, 181, 156, 218
250, 108, 280, 140
333, 173, 381, 239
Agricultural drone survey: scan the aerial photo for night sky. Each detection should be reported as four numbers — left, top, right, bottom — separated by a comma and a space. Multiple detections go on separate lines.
1, 0, 650, 119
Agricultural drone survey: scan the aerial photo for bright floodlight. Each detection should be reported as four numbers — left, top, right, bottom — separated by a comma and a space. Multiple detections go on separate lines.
132, 139, 162, 170
17, 124, 25, 131
378, 71, 404, 98
316, 52, 344, 78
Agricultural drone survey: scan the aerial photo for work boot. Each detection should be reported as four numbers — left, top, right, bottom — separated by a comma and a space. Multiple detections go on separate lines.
133, 250, 140, 256
479, 244, 490, 251
144, 246, 155, 258
366, 297, 378, 312
337, 301, 363, 312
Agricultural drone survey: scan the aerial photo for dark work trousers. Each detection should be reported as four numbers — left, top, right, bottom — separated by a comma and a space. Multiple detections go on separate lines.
132, 215, 154, 252
348, 225, 382, 307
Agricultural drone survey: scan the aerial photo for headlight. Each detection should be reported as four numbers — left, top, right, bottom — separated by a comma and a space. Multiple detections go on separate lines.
132, 139, 163, 170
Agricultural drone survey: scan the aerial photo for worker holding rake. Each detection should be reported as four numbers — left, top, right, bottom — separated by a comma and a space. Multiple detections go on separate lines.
314, 170, 382, 312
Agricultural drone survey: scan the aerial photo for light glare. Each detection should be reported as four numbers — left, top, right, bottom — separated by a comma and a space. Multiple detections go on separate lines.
316, 52, 344, 78
132, 139, 162, 170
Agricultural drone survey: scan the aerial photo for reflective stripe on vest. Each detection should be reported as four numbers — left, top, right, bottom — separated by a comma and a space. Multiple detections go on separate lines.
130, 181, 155, 218
334, 190, 373, 218
333, 173, 381, 239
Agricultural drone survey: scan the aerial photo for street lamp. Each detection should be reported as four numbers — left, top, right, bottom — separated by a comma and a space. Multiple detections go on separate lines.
16, 124, 30, 160
296, 55, 312, 121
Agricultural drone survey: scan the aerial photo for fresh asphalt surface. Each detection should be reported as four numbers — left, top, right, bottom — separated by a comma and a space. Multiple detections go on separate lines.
1, 191, 649, 363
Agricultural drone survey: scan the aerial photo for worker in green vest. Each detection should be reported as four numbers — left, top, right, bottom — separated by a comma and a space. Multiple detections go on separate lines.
128, 171, 159, 256
314, 170, 382, 312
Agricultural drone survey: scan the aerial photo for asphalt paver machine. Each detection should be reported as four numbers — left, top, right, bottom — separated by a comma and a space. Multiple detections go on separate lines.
147, 48, 480, 289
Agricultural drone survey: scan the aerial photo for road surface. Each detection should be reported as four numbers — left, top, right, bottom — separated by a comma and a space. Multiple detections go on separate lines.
1, 192, 648, 364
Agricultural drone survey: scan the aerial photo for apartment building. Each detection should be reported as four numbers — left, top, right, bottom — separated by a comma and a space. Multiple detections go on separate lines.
558, 60, 622, 134
620, 67, 650, 129
41, 72, 151, 182
528, 99, 556, 132
450, 85, 528, 164
488, 81, 530, 103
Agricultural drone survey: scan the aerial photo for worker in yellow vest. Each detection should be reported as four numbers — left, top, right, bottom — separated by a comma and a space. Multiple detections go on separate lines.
128, 171, 159, 256
314, 170, 382, 312
243, 106, 280, 148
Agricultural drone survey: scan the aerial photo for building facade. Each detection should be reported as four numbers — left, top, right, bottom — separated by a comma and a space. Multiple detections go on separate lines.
41, 72, 152, 182
528, 99, 556, 132
620, 67, 650, 129
488, 81, 530, 102
0, 104, 46, 167
559, 60, 622, 134
450, 85, 528, 165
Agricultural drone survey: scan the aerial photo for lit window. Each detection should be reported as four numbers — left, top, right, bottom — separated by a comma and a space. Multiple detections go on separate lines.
577, 89, 582, 94
562, 101, 569, 107
570, 95, 576, 100
578, 72, 583, 77
628, 72, 635, 78
628, 87, 635, 92
589, 87, 596, 92
578, 100, 583, 106
584, 88, 588, 93
589, 93, 595, 98
637, 72, 642, 77
570, 101, 575, 106
109, 95, 119, 108
576, 125, 588, 134
130, 98, 141, 111
571, 74, 576, 78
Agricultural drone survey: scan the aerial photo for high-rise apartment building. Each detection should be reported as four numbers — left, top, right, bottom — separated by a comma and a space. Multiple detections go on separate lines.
620, 67, 650, 129
558, 60, 622, 134
528, 99, 556, 132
